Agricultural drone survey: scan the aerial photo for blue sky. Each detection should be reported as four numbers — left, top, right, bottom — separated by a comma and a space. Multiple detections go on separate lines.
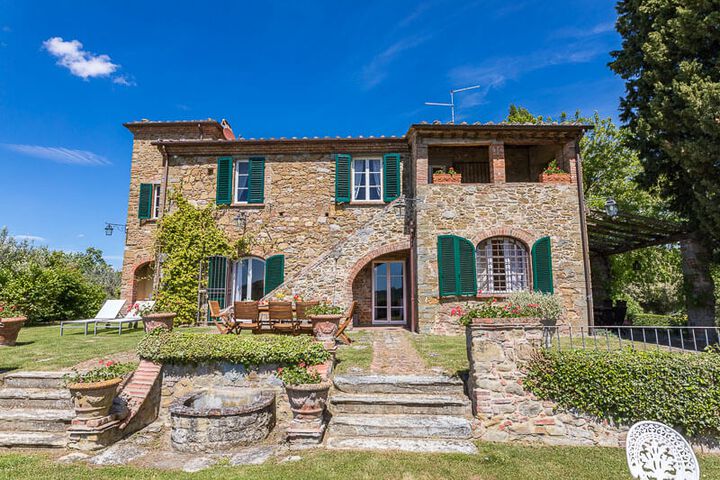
0, 0, 623, 269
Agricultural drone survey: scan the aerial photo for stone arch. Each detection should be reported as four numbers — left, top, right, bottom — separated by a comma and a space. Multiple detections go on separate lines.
131, 258, 155, 303
344, 239, 412, 301
470, 227, 535, 250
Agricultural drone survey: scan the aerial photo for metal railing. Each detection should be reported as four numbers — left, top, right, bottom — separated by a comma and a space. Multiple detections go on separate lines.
541, 325, 720, 353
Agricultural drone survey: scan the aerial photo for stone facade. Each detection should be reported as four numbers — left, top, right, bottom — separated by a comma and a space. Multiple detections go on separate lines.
120, 120, 591, 333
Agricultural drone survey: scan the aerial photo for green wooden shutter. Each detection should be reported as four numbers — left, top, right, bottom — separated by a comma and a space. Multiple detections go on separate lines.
264, 254, 285, 295
532, 236, 554, 294
216, 157, 233, 205
138, 183, 153, 219
248, 157, 265, 204
383, 153, 401, 202
207, 255, 228, 309
438, 235, 476, 297
457, 236, 478, 295
335, 154, 351, 203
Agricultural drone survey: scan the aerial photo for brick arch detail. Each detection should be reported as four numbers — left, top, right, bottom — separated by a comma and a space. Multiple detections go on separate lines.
470, 227, 535, 250
130, 257, 155, 304
344, 239, 412, 300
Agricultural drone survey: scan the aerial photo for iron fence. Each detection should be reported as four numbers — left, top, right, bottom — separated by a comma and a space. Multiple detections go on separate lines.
541, 325, 720, 353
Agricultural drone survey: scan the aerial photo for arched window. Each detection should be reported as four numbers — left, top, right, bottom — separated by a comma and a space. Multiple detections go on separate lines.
476, 237, 529, 293
233, 257, 265, 301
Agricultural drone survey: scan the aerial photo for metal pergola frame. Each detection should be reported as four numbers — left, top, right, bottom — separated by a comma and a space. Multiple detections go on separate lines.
587, 209, 689, 255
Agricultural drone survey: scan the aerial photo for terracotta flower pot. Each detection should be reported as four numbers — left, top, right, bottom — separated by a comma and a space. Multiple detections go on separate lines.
0, 317, 26, 347
142, 312, 176, 332
67, 377, 123, 419
285, 381, 331, 421
309, 314, 342, 342
539, 172, 571, 183
432, 173, 462, 184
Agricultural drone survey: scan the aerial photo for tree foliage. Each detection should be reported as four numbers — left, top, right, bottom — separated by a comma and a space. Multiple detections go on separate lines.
154, 191, 231, 325
609, 0, 720, 242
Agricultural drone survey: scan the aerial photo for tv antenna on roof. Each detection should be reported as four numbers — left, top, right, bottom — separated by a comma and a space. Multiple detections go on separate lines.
425, 85, 482, 123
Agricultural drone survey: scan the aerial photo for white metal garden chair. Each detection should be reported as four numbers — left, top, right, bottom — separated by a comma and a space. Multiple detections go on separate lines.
626, 421, 699, 480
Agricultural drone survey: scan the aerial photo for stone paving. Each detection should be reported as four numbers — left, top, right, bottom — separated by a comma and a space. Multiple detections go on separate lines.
369, 328, 429, 374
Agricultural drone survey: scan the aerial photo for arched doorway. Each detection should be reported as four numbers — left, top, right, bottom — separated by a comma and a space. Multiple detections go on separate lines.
133, 262, 155, 302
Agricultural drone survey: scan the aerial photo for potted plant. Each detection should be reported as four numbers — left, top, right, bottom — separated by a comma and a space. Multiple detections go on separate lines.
277, 363, 331, 422
139, 303, 176, 332
539, 160, 571, 183
432, 167, 462, 184
451, 291, 562, 327
64, 360, 136, 420
306, 302, 345, 342
0, 303, 26, 347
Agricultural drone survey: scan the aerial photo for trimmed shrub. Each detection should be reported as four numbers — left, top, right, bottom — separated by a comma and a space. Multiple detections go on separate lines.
137, 330, 330, 367
630, 312, 688, 327
524, 348, 720, 436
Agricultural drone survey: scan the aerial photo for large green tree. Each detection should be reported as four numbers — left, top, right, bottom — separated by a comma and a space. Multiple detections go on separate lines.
610, 0, 720, 327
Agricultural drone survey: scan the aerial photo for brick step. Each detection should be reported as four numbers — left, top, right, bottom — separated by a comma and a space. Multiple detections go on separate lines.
0, 388, 72, 409
0, 431, 67, 448
333, 375, 465, 395
2, 371, 69, 389
0, 408, 75, 432
326, 435, 478, 454
330, 393, 471, 416
328, 414, 472, 439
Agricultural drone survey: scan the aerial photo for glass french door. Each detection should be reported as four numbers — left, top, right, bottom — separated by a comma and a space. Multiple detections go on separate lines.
372, 261, 405, 325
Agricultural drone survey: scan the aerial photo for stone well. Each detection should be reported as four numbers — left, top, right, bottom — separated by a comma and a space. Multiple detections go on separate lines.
169, 388, 276, 452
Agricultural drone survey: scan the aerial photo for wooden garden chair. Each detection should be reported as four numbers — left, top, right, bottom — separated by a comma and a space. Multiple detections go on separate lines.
295, 301, 319, 335
209, 300, 235, 334
335, 301, 357, 345
233, 301, 261, 333
268, 301, 296, 334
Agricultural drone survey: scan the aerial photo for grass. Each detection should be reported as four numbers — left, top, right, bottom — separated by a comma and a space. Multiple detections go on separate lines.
334, 329, 373, 374
2, 443, 720, 479
410, 333, 467, 376
0, 324, 215, 373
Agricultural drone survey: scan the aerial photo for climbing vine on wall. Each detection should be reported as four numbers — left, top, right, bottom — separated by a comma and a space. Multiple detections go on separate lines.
154, 190, 231, 325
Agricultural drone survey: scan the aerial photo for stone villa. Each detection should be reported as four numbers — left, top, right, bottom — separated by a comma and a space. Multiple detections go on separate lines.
120, 119, 591, 334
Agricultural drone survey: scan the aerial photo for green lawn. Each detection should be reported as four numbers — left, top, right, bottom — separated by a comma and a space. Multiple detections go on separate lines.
410, 333, 468, 376
334, 329, 373, 374
2, 443, 720, 479
0, 324, 215, 373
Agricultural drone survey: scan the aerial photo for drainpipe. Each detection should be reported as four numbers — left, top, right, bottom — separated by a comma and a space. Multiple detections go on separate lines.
574, 140, 594, 328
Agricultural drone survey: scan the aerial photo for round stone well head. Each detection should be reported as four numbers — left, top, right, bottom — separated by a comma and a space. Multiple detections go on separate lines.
169, 388, 276, 452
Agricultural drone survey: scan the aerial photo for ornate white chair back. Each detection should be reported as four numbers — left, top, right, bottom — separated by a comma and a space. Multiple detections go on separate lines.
626, 421, 699, 480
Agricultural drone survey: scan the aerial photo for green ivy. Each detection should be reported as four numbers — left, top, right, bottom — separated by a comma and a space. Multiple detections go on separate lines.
154, 191, 231, 325
137, 330, 330, 367
524, 348, 720, 437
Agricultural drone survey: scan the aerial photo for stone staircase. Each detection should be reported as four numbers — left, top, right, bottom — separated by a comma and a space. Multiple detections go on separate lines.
0, 371, 74, 447
326, 374, 477, 454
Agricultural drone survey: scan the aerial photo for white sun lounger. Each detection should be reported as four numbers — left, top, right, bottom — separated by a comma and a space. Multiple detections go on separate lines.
95, 301, 155, 335
60, 300, 126, 336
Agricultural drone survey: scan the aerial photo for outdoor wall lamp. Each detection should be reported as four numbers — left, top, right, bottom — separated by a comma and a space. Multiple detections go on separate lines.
104, 222, 127, 236
605, 198, 619, 218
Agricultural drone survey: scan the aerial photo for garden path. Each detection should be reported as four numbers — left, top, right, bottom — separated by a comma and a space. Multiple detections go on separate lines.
369, 328, 428, 374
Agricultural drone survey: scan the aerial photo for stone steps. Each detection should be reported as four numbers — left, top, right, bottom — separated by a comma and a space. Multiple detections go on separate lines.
0, 431, 68, 448
326, 435, 478, 454
330, 392, 471, 416
2, 371, 68, 389
333, 374, 465, 395
329, 414, 472, 439
0, 408, 75, 432
0, 387, 72, 409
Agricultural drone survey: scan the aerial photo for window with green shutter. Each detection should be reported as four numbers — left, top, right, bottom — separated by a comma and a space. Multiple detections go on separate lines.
531, 236, 554, 294
335, 154, 351, 203
383, 153, 401, 202
216, 157, 233, 205
207, 255, 228, 308
138, 183, 153, 220
264, 254, 285, 295
437, 235, 477, 297
248, 157, 265, 204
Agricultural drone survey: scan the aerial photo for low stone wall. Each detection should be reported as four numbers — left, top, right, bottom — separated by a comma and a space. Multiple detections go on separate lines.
466, 319, 627, 447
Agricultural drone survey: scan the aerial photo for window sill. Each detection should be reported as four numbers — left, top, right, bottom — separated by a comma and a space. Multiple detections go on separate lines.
140, 218, 158, 224
230, 203, 265, 208
349, 201, 385, 206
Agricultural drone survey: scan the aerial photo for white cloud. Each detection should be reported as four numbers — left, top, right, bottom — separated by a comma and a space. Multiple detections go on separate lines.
112, 75, 136, 86
361, 35, 430, 89
42, 37, 133, 85
550, 22, 616, 40
1, 143, 111, 166
13, 235, 46, 243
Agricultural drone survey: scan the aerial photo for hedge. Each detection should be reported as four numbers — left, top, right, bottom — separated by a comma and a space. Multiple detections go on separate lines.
524, 348, 720, 436
137, 330, 330, 367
